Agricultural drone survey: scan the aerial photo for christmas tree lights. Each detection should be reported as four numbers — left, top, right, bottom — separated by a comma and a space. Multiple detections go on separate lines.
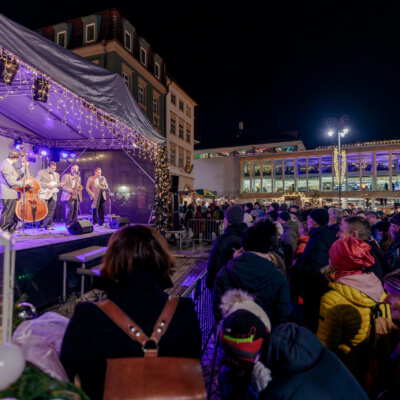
152, 146, 170, 232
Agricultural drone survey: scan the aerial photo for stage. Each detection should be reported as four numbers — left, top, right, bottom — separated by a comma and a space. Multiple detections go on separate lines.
5, 222, 114, 309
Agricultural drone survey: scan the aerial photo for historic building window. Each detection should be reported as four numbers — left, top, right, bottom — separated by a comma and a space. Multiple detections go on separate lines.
124, 31, 132, 52
86, 23, 95, 43
122, 72, 129, 88
155, 62, 160, 79
57, 31, 66, 48
179, 122, 184, 139
153, 97, 159, 115
138, 85, 145, 105
179, 100, 184, 111
186, 105, 191, 117
170, 147, 176, 165
140, 47, 147, 66
171, 93, 176, 105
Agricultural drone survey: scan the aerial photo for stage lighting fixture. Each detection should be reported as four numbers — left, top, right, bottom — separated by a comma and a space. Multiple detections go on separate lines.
70, 152, 77, 158
0, 56, 19, 85
40, 148, 49, 157
14, 138, 23, 150
61, 151, 69, 158
33, 77, 50, 103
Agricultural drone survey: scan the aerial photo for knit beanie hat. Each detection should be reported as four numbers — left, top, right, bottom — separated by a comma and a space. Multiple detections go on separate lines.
375, 220, 390, 232
329, 236, 374, 277
309, 208, 329, 226
277, 203, 288, 212
225, 205, 244, 224
220, 289, 271, 363
278, 211, 291, 222
384, 270, 400, 297
270, 202, 279, 210
245, 203, 253, 211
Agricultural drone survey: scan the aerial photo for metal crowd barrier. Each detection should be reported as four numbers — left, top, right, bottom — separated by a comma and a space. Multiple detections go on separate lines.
186, 219, 225, 245
181, 271, 213, 355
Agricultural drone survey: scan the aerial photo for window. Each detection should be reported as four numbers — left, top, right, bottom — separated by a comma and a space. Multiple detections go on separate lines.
86, 23, 95, 43
186, 128, 191, 143
122, 72, 129, 88
171, 93, 176, 105
138, 85, 145, 105
140, 47, 147, 66
179, 100, 184, 111
178, 149, 184, 167
170, 148, 176, 165
170, 116, 176, 135
186, 105, 191, 117
155, 62, 160, 79
153, 97, 159, 115
57, 31, 66, 48
186, 155, 191, 168
124, 31, 132, 52
179, 122, 184, 139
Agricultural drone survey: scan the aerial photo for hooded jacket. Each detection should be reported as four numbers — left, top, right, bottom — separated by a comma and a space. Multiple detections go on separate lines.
257, 323, 368, 400
213, 251, 291, 326
206, 222, 248, 290
317, 273, 387, 380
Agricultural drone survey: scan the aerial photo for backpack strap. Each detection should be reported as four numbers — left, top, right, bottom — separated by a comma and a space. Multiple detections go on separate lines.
97, 296, 179, 357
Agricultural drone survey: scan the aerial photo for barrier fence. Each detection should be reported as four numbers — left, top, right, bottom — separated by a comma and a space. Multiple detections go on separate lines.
186, 219, 225, 245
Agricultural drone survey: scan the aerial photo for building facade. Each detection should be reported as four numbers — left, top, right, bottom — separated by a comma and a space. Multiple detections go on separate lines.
38, 9, 167, 137
238, 140, 400, 209
166, 80, 197, 191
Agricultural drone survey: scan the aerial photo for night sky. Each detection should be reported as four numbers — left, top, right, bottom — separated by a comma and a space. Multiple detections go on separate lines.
2, 1, 400, 149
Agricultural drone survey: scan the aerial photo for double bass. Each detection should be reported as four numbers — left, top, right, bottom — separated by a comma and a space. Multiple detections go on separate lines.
15, 148, 48, 223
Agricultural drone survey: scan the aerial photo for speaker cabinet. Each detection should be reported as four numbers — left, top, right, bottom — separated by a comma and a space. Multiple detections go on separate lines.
110, 217, 131, 229
67, 220, 94, 235
171, 175, 179, 192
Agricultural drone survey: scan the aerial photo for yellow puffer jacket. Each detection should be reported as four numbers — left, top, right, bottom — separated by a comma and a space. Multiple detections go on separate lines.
317, 281, 387, 381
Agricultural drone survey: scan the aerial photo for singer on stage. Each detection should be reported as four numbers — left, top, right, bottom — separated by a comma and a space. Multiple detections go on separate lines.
86, 167, 109, 227
61, 164, 82, 228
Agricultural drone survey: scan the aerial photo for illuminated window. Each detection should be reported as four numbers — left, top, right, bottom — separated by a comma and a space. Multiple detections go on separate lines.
186, 105, 191, 117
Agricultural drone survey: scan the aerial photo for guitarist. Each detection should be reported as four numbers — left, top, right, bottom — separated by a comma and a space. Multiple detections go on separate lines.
36, 161, 61, 231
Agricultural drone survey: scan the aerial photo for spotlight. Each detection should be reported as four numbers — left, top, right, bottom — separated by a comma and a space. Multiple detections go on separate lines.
0, 55, 19, 85
40, 148, 49, 157
33, 77, 50, 103
70, 152, 77, 158
14, 138, 23, 150
61, 151, 69, 158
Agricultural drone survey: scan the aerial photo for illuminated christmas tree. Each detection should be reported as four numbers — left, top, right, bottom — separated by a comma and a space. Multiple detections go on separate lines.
152, 146, 170, 232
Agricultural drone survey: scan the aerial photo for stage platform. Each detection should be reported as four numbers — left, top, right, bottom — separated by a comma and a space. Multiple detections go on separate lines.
7, 222, 114, 309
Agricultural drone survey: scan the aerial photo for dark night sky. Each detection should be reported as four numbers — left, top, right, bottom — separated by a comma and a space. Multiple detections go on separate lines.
2, 1, 400, 149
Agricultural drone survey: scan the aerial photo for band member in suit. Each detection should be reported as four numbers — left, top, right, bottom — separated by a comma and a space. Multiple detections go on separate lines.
86, 167, 109, 227
61, 164, 82, 228
0, 151, 32, 233
36, 161, 62, 231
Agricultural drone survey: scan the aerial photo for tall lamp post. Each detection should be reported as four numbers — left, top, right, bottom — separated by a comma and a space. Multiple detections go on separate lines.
327, 115, 349, 208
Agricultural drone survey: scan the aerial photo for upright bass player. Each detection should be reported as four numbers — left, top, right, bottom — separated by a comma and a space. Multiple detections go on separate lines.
86, 167, 109, 227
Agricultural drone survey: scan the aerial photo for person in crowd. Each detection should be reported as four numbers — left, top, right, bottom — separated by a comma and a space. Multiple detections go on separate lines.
192, 205, 203, 244
337, 215, 384, 281
243, 203, 254, 226
206, 205, 248, 290
317, 236, 386, 385
251, 322, 369, 400
342, 209, 350, 216
376, 220, 393, 251
213, 219, 291, 327
356, 210, 366, 218
328, 207, 342, 237
0, 151, 32, 233
183, 203, 194, 243
252, 202, 261, 218
213, 205, 224, 237
289, 211, 301, 231
300, 201, 312, 221
267, 202, 279, 221
291, 208, 335, 332
36, 161, 62, 231
60, 225, 202, 400
204, 205, 214, 242
277, 203, 288, 213
384, 213, 400, 275
289, 204, 303, 222
61, 163, 82, 228
277, 211, 299, 270
366, 211, 382, 242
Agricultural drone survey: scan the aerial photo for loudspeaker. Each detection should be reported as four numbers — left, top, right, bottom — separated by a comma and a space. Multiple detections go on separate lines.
110, 217, 131, 229
171, 175, 179, 192
67, 220, 94, 235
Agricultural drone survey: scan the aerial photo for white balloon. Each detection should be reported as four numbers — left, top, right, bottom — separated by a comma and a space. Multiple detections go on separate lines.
0, 343, 25, 390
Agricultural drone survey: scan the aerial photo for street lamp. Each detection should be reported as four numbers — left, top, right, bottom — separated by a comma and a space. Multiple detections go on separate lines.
327, 115, 349, 208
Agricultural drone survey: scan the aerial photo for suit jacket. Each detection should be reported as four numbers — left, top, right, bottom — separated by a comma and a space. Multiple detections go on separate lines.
86, 175, 108, 207
0, 159, 24, 200
36, 169, 61, 201
61, 173, 82, 202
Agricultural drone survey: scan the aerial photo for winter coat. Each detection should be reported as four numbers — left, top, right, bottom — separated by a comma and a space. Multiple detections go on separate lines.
60, 270, 201, 400
257, 323, 369, 400
192, 210, 203, 234
206, 222, 248, 290
328, 222, 340, 237
281, 220, 299, 267
291, 236, 309, 265
317, 273, 386, 381
384, 235, 400, 275
213, 251, 291, 326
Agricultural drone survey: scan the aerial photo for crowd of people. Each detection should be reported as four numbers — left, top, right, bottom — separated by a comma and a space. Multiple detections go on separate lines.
206, 200, 400, 399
